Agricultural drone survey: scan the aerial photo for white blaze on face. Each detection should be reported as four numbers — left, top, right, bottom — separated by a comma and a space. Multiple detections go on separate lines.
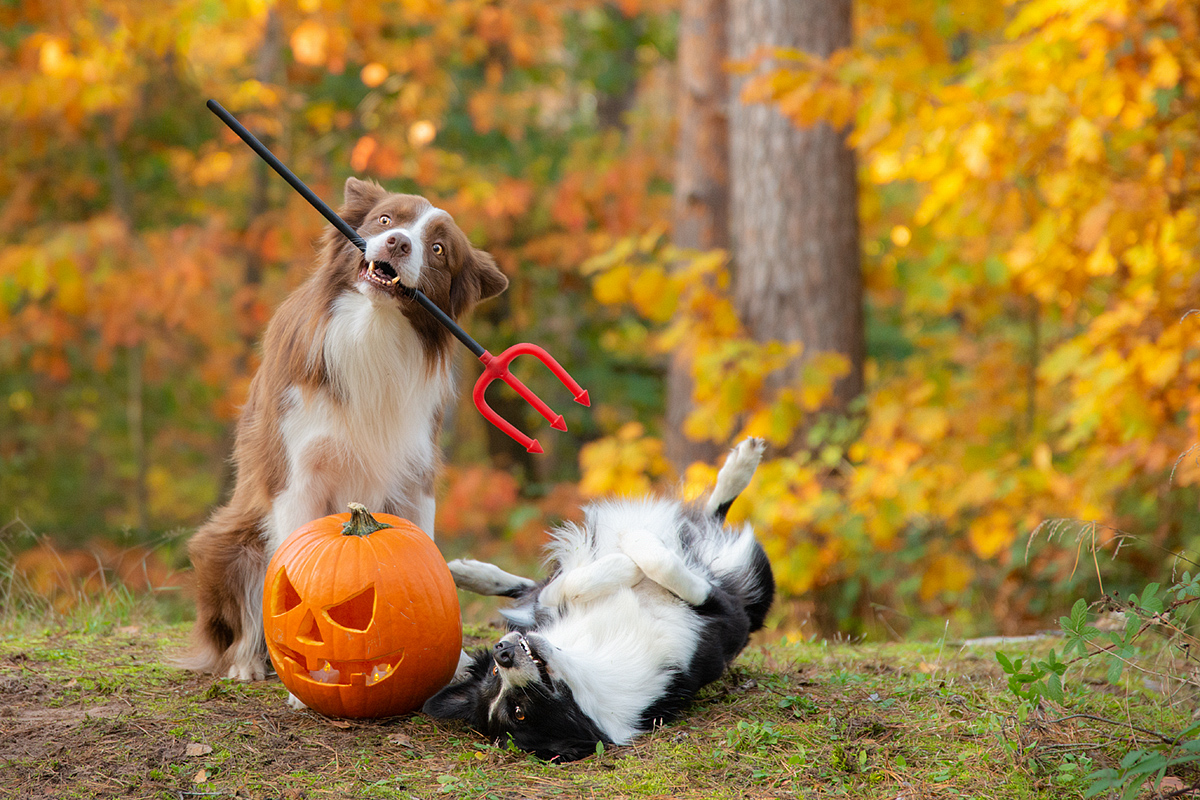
363, 205, 449, 289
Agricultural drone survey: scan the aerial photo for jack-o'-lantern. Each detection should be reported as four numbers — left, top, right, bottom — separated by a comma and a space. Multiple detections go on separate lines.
263, 503, 461, 718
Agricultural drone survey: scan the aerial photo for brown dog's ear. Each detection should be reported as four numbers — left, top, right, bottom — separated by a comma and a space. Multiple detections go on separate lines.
450, 247, 509, 318
341, 177, 386, 228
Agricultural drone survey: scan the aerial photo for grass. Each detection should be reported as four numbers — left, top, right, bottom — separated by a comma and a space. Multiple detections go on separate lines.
3, 601, 1195, 800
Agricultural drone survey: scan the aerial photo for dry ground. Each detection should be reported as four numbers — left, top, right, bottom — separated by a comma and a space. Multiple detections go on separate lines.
0, 621, 1192, 800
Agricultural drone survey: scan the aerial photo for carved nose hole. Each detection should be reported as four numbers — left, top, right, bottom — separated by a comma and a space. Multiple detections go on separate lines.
327, 586, 375, 632
296, 610, 323, 645
269, 568, 301, 617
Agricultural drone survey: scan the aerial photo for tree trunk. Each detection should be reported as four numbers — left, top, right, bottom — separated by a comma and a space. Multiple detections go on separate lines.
727, 0, 864, 412
666, 0, 731, 472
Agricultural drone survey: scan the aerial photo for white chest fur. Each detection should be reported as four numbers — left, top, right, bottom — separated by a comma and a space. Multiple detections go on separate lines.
267, 291, 451, 550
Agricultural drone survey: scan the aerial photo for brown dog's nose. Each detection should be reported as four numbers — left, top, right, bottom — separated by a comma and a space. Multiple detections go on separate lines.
386, 231, 412, 256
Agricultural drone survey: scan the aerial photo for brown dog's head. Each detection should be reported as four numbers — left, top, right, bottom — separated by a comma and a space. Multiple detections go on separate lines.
331, 177, 508, 321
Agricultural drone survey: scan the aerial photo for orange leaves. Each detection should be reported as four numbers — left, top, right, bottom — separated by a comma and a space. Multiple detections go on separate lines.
740, 47, 858, 131
436, 465, 521, 535
290, 21, 329, 66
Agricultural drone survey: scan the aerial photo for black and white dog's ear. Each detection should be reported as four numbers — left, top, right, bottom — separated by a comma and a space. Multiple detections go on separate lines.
423, 648, 493, 721
705, 437, 766, 521
423, 677, 482, 721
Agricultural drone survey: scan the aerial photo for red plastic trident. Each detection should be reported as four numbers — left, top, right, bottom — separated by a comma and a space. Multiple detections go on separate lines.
207, 99, 590, 453
474, 344, 591, 454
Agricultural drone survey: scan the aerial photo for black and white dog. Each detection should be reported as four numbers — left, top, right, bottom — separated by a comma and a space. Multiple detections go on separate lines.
425, 438, 775, 761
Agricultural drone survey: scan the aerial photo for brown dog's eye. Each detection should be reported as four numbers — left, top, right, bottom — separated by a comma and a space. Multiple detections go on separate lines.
379, 215, 391, 226
431, 243, 443, 255
492, 664, 499, 676
514, 705, 524, 721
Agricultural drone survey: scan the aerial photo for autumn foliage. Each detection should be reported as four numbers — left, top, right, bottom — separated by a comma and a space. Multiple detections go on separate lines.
3, 1, 1198, 634
580, 0, 1200, 633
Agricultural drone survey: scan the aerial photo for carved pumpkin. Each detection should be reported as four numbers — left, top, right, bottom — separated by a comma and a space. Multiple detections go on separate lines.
263, 503, 461, 718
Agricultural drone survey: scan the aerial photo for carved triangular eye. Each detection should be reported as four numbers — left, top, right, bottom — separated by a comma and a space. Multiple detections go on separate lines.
326, 585, 376, 632
269, 567, 302, 616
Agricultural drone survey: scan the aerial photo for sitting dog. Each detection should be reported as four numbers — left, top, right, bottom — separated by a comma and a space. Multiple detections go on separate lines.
183, 178, 508, 682
425, 438, 774, 761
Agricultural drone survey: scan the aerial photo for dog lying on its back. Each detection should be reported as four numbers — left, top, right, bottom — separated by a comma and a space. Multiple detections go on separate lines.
425, 438, 774, 761
183, 178, 508, 682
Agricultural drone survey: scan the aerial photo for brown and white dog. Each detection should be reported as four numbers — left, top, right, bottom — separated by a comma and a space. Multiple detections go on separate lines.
183, 178, 507, 682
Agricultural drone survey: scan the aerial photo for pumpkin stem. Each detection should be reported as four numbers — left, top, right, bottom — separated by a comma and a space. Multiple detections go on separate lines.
343, 503, 394, 537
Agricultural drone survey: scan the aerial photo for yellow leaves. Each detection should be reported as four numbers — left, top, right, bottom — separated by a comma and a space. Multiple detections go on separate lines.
592, 264, 633, 305
967, 510, 1015, 560
1066, 117, 1103, 165
958, 121, 994, 178
919, 553, 973, 602
192, 151, 234, 186
578, 423, 670, 498
629, 266, 677, 323
39, 38, 71, 77
1147, 38, 1181, 88
1084, 235, 1117, 276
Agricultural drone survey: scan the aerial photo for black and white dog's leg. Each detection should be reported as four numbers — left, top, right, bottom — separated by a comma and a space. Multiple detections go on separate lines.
704, 437, 766, 521
447, 558, 537, 598
538, 553, 643, 608
616, 529, 712, 607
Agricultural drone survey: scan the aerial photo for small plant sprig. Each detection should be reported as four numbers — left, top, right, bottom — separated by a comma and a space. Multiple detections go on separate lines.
995, 567, 1200, 800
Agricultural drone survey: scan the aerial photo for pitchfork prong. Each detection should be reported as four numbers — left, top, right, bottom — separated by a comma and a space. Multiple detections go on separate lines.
473, 343, 590, 452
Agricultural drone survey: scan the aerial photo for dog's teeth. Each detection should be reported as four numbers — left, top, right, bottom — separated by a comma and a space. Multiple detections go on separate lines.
389, 274, 401, 285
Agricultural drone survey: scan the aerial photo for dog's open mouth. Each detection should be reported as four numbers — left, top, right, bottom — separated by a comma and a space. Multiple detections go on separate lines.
359, 260, 402, 291
517, 635, 553, 684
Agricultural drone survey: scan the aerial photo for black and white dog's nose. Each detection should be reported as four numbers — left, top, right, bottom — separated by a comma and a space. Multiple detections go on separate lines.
386, 231, 412, 256
493, 640, 517, 668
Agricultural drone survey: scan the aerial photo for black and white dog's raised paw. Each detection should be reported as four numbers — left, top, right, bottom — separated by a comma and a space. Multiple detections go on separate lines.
705, 436, 766, 521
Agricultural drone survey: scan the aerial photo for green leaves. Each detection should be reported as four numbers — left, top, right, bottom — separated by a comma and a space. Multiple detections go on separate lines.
995, 648, 1065, 705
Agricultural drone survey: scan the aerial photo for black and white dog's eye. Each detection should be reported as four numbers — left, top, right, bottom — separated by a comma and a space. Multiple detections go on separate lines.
492, 664, 499, 676
379, 214, 391, 225
514, 705, 525, 721
432, 243, 444, 255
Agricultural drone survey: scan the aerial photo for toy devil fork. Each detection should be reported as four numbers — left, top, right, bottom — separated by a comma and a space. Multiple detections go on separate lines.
207, 100, 590, 454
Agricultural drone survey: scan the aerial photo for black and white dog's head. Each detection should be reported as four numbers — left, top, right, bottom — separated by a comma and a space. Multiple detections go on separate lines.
424, 631, 607, 762
425, 438, 775, 762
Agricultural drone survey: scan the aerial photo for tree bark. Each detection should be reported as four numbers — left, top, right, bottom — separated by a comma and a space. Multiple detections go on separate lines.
727, 0, 864, 412
666, 0, 731, 471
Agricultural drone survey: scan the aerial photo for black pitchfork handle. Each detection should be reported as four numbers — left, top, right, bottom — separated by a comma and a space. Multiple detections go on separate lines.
206, 99, 486, 359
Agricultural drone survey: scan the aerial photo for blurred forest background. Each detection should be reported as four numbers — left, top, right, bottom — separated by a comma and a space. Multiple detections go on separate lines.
3, 0, 1200, 639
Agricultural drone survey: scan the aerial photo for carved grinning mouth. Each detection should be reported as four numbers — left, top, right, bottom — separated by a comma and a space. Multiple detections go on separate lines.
359, 260, 402, 290
273, 642, 404, 687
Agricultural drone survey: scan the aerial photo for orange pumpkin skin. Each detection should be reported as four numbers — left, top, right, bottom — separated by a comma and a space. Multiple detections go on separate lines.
263, 504, 461, 719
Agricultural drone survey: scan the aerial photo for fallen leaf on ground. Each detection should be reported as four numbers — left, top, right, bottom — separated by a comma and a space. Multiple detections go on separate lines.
387, 732, 414, 748
185, 743, 213, 757
193, 769, 208, 784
